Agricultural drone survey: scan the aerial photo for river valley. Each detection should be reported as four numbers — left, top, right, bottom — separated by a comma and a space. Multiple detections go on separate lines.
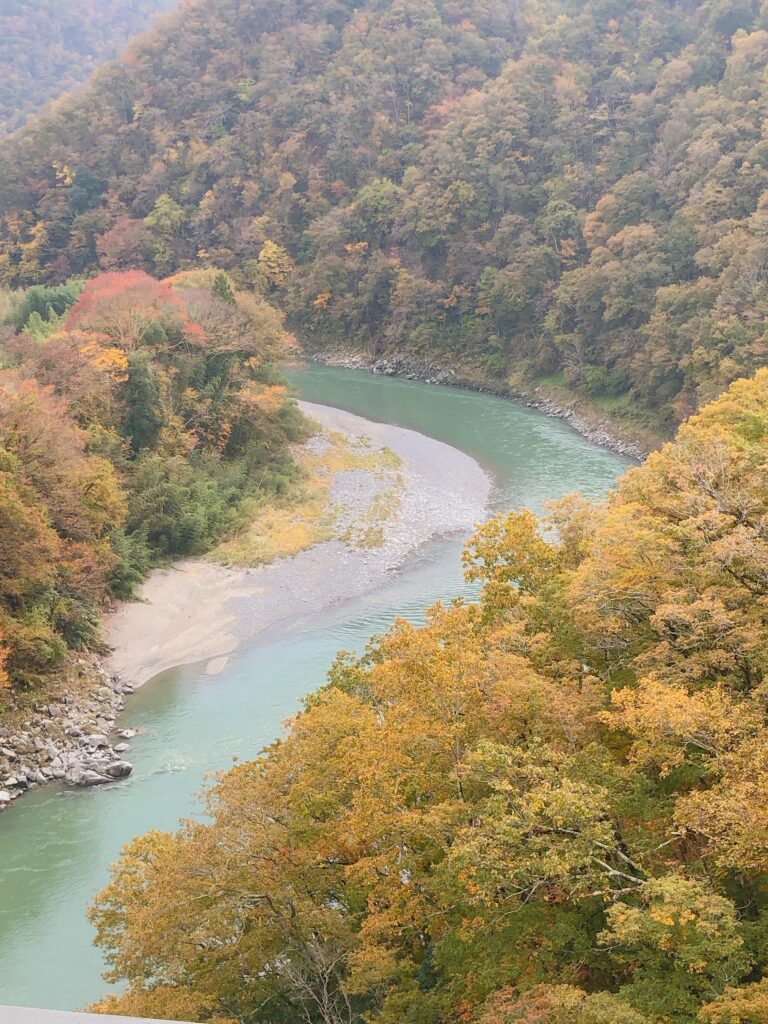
0, 365, 632, 1012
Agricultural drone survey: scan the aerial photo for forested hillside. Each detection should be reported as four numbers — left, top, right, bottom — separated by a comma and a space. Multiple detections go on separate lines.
0, 0, 176, 137
91, 368, 768, 1024
0, 271, 303, 693
7, 1, 768, 1018
2, 0, 768, 433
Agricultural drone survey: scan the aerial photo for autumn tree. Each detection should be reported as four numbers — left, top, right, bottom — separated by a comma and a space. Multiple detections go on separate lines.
89, 368, 768, 1023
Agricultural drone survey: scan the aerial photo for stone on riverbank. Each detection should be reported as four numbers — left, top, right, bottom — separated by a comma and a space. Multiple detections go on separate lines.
0, 656, 138, 810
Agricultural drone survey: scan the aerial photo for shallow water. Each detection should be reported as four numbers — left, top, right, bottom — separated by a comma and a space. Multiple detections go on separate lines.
0, 366, 632, 1011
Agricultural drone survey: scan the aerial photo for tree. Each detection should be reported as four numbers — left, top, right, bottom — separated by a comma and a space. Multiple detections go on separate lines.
97, 217, 152, 272
477, 985, 651, 1024
701, 980, 768, 1023
212, 271, 235, 305
0, 0, 175, 137
0, 629, 10, 690
124, 351, 164, 452
65, 271, 191, 349
258, 240, 295, 289
600, 877, 752, 1022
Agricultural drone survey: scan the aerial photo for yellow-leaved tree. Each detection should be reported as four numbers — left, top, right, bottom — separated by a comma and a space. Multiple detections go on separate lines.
89, 369, 768, 1024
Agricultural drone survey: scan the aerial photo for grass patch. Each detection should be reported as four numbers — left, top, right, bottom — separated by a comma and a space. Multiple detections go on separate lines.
210, 425, 402, 566
589, 392, 634, 416
338, 475, 404, 549
533, 370, 567, 389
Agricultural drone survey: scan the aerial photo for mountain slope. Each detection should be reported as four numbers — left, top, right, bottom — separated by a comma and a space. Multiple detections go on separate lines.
0, 0, 177, 137
1, 0, 768, 434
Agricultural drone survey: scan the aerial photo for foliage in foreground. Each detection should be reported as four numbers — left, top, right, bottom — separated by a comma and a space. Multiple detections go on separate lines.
90, 368, 768, 1022
0, 270, 305, 691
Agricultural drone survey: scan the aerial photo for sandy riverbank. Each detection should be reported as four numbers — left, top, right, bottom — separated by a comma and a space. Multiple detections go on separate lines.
105, 401, 491, 689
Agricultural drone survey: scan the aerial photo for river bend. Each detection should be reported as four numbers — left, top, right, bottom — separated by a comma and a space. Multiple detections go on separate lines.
0, 366, 631, 1010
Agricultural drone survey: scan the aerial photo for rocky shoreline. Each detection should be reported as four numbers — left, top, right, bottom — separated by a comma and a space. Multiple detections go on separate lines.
0, 657, 136, 810
306, 349, 649, 461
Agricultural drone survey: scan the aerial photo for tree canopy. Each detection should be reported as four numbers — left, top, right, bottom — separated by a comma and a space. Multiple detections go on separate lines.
90, 367, 768, 1023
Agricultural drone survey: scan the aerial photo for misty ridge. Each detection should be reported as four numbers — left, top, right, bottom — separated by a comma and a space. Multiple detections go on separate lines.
0, 0, 177, 137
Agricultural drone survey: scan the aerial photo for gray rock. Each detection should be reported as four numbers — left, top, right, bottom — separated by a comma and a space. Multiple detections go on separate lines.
104, 760, 133, 779
66, 766, 110, 787
114, 743, 131, 753
0, 790, 10, 804
77, 770, 112, 787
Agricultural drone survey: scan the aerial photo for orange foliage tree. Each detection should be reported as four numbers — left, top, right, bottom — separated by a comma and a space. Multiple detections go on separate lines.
65, 270, 194, 349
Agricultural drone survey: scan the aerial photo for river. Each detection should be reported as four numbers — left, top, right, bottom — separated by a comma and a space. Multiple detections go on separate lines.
0, 365, 632, 1011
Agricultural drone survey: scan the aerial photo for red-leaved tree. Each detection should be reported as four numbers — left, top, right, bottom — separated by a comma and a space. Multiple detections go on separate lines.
65, 271, 199, 349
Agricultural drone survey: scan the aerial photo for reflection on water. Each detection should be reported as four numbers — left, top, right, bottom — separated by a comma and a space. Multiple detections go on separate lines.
0, 366, 631, 1010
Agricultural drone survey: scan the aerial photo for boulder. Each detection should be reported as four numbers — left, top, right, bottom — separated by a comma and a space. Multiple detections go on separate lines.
67, 766, 111, 787
79, 770, 112, 787
104, 760, 133, 779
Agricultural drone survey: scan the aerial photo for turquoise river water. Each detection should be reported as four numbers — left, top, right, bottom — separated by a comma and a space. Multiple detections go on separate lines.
0, 365, 632, 1011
